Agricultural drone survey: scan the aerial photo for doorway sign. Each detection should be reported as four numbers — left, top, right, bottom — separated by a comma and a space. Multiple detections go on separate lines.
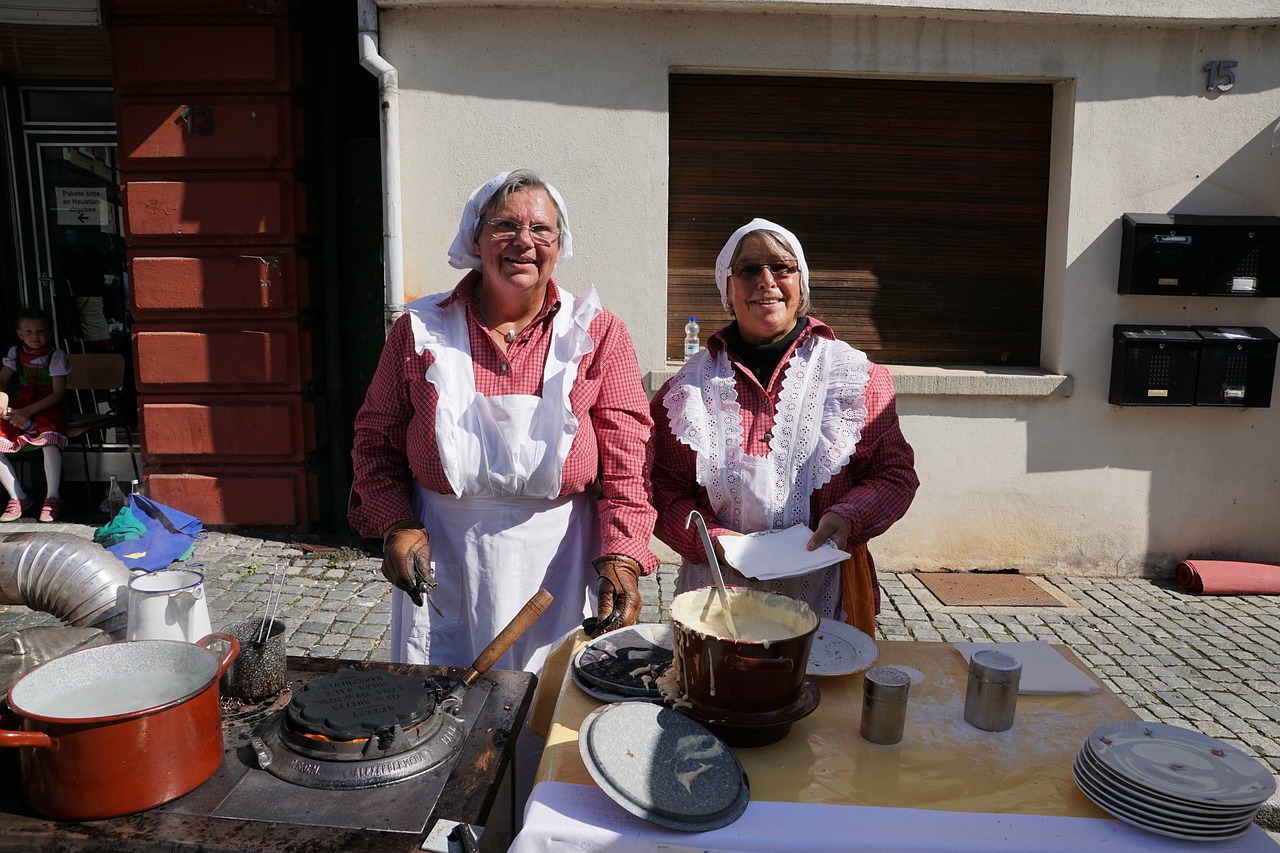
56, 186, 108, 227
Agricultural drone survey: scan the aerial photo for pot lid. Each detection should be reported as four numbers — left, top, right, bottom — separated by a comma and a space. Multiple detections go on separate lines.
579, 701, 749, 832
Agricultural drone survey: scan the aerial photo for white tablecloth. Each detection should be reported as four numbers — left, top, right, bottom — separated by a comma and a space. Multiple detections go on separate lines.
509, 782, 1279, 853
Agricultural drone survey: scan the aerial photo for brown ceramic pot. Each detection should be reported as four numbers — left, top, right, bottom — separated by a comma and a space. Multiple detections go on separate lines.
670, 587, 817, 715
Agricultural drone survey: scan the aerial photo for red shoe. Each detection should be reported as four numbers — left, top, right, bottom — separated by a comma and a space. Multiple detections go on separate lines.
38, 498, 60, 523
0, 497, 31, 522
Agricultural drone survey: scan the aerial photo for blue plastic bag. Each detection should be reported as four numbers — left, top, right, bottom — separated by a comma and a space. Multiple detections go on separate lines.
105, 494, 204, 572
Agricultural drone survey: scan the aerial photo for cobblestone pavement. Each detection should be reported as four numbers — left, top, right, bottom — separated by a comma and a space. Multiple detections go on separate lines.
1, 519, 1277, 836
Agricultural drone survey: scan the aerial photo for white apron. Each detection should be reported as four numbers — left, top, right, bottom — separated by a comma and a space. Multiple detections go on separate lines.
391, 286, 603, 674
663, 335, 871, 618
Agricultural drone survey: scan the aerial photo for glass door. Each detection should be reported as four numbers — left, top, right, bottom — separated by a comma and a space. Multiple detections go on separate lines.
26, 138, 125, 354
10, 86, 137, 489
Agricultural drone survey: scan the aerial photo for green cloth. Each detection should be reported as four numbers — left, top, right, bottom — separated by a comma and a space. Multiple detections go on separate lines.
92, 506, 147, 548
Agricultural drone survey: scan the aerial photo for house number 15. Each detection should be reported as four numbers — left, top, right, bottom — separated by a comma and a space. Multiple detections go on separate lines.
1202, 60, 1237, 93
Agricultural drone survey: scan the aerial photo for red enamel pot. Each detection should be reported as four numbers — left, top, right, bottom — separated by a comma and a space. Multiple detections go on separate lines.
0, 633, 238, 820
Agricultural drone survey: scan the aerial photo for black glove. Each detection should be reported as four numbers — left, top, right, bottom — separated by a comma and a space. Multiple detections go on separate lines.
381, 520, 434, 608
583, 554, 643, 638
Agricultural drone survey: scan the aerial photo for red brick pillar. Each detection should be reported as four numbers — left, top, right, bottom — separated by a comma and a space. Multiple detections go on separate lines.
109, 1, 323, 529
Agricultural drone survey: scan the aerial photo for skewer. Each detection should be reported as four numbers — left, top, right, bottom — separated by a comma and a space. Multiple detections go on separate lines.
257, 560, 288, 644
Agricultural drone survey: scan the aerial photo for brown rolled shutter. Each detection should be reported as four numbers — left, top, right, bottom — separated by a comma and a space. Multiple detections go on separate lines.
668, 74, 1052, 366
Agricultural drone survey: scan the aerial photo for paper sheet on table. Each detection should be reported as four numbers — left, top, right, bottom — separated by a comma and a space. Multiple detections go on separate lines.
953, 640, 1100, 695
717, 524, 851, 580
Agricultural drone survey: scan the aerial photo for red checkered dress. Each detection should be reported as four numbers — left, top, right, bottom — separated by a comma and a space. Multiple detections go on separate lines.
650, 317, 919, 574
350, 273, 658, 573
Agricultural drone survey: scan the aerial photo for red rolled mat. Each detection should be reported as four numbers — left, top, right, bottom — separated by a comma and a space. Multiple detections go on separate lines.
1174, 560, 1280, 595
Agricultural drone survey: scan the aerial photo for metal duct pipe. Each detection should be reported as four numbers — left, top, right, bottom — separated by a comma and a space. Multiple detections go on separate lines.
0, 533, 131, 639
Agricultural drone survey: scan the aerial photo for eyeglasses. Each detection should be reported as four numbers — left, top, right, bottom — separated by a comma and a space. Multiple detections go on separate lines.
483, 218, 560, 246
730, 261, 799, 280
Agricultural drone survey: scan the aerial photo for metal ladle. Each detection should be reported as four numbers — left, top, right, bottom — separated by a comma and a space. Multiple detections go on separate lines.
686, 510, 738, 639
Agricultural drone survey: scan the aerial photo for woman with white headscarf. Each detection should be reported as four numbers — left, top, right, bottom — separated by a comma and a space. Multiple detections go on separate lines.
651, 219, 919, 633
350, 169, 657, 673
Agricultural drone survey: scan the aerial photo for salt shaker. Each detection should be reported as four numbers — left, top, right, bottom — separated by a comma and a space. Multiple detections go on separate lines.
860, 665, 911, 744
963, 649, 1022, 732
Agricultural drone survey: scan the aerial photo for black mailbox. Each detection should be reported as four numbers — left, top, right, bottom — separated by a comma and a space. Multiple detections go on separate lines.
1118, 214, 1210, 295
1109, 325, 1200, 406
1119, 213, 1280, 297
1193, 326, 1278, 407
1204, 218, 1280, 297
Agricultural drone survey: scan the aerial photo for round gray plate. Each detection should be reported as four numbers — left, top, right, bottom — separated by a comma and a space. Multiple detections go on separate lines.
579, 701, 750, 832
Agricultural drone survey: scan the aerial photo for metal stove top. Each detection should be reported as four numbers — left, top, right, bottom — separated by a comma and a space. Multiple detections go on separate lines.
0, 657, 536, 853
160, 665, 493, 834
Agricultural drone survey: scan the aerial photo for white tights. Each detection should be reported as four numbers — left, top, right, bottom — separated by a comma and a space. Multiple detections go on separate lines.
0, 446, 62, 501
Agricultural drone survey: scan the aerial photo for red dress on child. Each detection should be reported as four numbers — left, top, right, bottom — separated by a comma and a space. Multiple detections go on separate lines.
0, 345, 69, 453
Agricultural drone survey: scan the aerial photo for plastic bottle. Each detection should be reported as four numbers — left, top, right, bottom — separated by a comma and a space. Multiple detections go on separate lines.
683, 316, 700, 361
106, 474, 127, 518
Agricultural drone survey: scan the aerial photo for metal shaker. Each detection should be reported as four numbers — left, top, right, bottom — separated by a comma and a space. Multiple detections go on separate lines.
963, 649, 1022, 731
860, 665, 911, 744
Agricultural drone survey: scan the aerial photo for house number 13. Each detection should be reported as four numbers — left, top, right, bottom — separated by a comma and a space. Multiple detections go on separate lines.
1202, 60, 1237, 93
179, 106, 215, 136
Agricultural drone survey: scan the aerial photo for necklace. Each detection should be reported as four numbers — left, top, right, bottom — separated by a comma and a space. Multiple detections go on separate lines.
473, 293, 520, 343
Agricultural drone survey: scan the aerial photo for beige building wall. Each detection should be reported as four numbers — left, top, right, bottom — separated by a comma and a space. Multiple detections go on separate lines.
379, 1, 1280, 576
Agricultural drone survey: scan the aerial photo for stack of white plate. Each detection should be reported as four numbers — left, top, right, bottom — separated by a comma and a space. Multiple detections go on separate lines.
1074, 720, 1276, 841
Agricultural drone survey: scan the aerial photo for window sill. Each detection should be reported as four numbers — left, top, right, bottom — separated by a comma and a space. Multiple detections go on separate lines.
646, 362, 1073, 398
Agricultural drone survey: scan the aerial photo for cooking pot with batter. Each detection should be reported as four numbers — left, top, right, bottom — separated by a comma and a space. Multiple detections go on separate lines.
670, 587, 818, 715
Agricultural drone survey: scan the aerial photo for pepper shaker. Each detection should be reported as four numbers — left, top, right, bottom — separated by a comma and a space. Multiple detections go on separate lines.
860, 665, 911, 745
963, 649, 1022, 732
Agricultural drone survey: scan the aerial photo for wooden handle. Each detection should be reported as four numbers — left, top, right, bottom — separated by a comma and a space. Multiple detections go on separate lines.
463, 588, 554, 684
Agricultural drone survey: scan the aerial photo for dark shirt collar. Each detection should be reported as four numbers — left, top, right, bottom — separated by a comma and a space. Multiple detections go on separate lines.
723, 317, 810, 386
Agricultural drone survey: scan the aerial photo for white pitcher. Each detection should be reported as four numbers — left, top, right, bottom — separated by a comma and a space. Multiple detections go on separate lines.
126, 569, 212, 644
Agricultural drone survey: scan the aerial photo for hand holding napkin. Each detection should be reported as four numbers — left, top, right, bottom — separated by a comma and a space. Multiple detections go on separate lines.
952, 640, 1100, 695
718, 524, 852, 581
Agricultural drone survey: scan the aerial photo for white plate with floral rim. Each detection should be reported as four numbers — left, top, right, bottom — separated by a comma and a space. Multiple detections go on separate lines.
1085, 721, 1276, 806
805, 618, 879, 677
1072, 754, 1258, 841
1075, 742, 1254, 819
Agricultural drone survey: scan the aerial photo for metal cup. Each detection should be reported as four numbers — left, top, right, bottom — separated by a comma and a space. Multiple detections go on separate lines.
220, 618, 287, 700
963, 649, 1022, 732
860, 665, 911, 745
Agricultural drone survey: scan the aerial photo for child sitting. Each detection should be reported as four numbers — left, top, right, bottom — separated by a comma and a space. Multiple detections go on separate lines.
0, 309, 70, 522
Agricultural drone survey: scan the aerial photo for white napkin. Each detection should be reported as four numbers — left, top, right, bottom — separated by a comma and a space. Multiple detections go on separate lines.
952, 641, 1100, 695
717, 525, 851, 581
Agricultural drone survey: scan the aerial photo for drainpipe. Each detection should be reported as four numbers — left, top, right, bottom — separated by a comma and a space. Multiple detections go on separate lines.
356, 0, 404, 333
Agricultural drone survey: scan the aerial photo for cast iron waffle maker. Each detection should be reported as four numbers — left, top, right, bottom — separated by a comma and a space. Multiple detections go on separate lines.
251, 668, 467, 789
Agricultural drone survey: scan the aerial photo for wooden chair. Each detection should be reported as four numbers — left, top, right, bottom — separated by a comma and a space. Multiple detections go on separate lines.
63, 353, 140, 499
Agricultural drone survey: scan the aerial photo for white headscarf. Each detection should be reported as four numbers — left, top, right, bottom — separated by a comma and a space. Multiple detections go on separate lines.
713, 218, 810, 312
446, 170, 574, 271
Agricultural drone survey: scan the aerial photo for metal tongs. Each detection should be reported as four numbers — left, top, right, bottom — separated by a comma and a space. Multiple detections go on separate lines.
686, 510, 738, 639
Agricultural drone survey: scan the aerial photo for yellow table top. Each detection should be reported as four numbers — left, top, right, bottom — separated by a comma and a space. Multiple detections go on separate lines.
532, 635, 1138, 818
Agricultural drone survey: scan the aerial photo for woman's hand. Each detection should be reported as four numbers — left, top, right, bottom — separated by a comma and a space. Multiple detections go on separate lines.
807, 511, 850, 552
586, 554, 643, 637
381, 521, 434, 609
711, 531, 749, 581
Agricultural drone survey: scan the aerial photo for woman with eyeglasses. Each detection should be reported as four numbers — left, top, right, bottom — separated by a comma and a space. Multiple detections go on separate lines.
650, 218, 919, 633
349, 169, 657, 674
